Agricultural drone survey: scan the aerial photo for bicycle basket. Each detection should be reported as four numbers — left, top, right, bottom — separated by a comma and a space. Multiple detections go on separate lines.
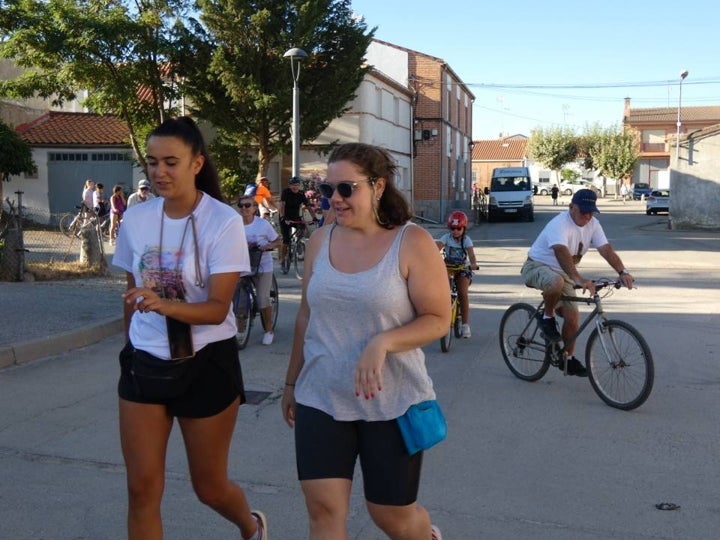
248, 248, 263, 275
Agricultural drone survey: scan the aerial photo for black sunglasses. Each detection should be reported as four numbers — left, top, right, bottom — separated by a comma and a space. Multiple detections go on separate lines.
238, 202, 255, 208
317, 178, 376, 199
449, 226, 464, 231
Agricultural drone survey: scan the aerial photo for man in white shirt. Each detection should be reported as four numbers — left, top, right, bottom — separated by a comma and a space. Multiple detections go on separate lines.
127, 179, 156, 208
520, 189, 634, 376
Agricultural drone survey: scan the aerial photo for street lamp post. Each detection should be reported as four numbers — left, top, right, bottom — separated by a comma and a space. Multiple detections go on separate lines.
676, 69, 689, 166
284, 47, 308, 179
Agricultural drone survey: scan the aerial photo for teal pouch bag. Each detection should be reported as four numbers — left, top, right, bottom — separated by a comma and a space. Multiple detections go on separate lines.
396, 400, 447, 456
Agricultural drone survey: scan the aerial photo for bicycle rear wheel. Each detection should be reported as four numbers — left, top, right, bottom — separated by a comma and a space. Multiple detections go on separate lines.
440, 297, 457, 352
270, 274, 279, 330
585, 319, 654, 410
59, 213, 78, 237
499, 303, 550, 381
233, 282, 254, 350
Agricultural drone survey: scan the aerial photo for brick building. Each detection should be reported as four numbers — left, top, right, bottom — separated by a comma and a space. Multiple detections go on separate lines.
366, 40, 474, 222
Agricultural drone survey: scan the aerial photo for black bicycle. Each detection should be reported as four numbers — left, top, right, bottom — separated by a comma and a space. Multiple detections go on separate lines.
499, 278, 654, 410
233, 249, 279, 350
280, 219, 307, 280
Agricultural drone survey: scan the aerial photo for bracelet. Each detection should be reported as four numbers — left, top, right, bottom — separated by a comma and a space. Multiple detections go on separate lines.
619, 269, 630, 276
285, 382, 295, 387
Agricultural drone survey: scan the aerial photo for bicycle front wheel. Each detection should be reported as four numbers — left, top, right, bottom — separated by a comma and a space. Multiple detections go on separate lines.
294, 241, 304, 280
440, 297, 457, 353
233, 282, 254, 350
281, 246, 291, 274
499, 303, 550, 381
586, 320, 654, 410
270, 274, 279, 330
59, 213, 77, 237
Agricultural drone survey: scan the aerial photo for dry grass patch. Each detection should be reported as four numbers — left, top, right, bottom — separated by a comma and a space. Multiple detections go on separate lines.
26, 260, 108, 281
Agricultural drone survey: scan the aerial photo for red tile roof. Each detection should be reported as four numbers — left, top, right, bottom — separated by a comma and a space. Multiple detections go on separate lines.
472, 138, 528, 161
625, 106, 720, 124
15, 112, 130, 146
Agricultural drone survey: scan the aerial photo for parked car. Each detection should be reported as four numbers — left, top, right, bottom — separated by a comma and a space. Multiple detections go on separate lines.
633, 182, 652, 200
559, 180, 600, 196
645, 189, 670, 215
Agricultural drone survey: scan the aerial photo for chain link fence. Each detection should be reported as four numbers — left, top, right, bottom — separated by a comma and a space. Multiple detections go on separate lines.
1, 192, 107, 281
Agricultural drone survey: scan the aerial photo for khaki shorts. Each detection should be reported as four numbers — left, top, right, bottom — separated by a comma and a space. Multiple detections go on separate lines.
520, 258, 578, 315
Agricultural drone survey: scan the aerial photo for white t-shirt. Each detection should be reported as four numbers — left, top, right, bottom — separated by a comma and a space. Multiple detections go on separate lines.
242, 216, 279, 274
113, 193, 249, 359
127, 191, 156, 208
437, 231, 473, 266
527, 211, 608, 272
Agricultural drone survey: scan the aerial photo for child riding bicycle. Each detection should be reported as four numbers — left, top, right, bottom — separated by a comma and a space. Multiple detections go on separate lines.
435, 210, 479, 338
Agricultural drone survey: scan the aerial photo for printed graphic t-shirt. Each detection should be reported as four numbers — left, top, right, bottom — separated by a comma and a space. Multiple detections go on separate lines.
113, 193, 249, 359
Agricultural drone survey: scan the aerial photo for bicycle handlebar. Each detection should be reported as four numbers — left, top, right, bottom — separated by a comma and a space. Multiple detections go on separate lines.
573, 278, 625, 291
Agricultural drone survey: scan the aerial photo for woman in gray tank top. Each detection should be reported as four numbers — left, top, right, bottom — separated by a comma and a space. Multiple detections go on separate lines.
281, 143, 450, 540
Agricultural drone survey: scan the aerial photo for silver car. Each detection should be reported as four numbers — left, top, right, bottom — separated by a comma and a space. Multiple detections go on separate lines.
645, 189, 670, 215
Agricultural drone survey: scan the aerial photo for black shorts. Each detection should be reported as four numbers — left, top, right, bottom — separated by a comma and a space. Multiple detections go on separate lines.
294, 404, 423, 506
118, 337, 245, 418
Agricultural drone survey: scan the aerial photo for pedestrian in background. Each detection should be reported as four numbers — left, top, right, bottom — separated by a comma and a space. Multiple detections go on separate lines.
620, 183, 628, 204
112, 116, 267, 540
81, 178, 96, 219
109, 185, 126, 245
551, 184, 559, 206
281, 142, 449, 540
127, 179, 156, 208
93, 183, 108, 218
279, 176, 308, 267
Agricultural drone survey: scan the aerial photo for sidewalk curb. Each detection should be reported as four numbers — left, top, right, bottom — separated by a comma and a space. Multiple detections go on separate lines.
0, 317, 123, 370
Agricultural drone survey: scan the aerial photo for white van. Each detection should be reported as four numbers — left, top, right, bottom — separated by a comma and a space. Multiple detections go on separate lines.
487, 167, 534, 222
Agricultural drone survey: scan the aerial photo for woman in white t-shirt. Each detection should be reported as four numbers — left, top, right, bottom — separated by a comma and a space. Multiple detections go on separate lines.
237, 195, 281, 345
112, 117, 267, 540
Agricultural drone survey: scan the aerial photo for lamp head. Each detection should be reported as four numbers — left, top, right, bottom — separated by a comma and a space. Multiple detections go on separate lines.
284, 48, 308, 61
680, 70, 689, 80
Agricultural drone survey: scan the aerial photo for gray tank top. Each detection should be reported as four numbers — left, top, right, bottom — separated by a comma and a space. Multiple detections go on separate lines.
294, 222, 436, 421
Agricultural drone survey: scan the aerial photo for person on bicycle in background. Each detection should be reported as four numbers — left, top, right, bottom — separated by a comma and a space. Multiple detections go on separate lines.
435, 210, 479, 339
237, 195, 282, 346
279, 176, 308, 267
521, 189, 634, 376
253, 176, 278, 219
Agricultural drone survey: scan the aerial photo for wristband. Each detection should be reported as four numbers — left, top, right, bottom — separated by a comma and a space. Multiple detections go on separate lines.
285, 382, 295, 387
619, 269, 630, 276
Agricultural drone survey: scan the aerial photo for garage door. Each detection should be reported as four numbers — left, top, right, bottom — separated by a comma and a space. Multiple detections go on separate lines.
48, 151, 134, 213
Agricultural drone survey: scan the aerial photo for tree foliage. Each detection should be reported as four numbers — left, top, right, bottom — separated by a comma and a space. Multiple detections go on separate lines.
528, 126, 579, 180
579, 124, 638, 188
179, 0, 374, 191
0, 119, 36, 212
0, 0, 191, 168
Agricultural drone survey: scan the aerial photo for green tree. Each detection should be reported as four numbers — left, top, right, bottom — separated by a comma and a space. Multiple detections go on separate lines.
579, 124, 638, 194
528, 126, 579, 184
0, 0, 191, 168
179, 0, 374, 188
0, 119, 36, 215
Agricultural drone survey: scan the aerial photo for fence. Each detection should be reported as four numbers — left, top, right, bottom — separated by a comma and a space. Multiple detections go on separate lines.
1, 191, 105, 281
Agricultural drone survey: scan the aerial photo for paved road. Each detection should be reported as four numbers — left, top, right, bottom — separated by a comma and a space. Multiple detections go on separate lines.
1, 199, 719, 539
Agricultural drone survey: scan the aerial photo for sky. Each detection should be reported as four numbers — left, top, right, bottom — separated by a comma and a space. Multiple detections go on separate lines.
350, 0, 720, 141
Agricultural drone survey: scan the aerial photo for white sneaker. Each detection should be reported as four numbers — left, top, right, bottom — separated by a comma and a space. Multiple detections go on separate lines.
461, 324, 471, 338
262, 332, 274, 346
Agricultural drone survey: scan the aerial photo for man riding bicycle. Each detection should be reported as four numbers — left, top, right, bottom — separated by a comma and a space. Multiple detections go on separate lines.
279, 176, 309, 267
435, 211, 479, 339
521, 189, 634, 376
